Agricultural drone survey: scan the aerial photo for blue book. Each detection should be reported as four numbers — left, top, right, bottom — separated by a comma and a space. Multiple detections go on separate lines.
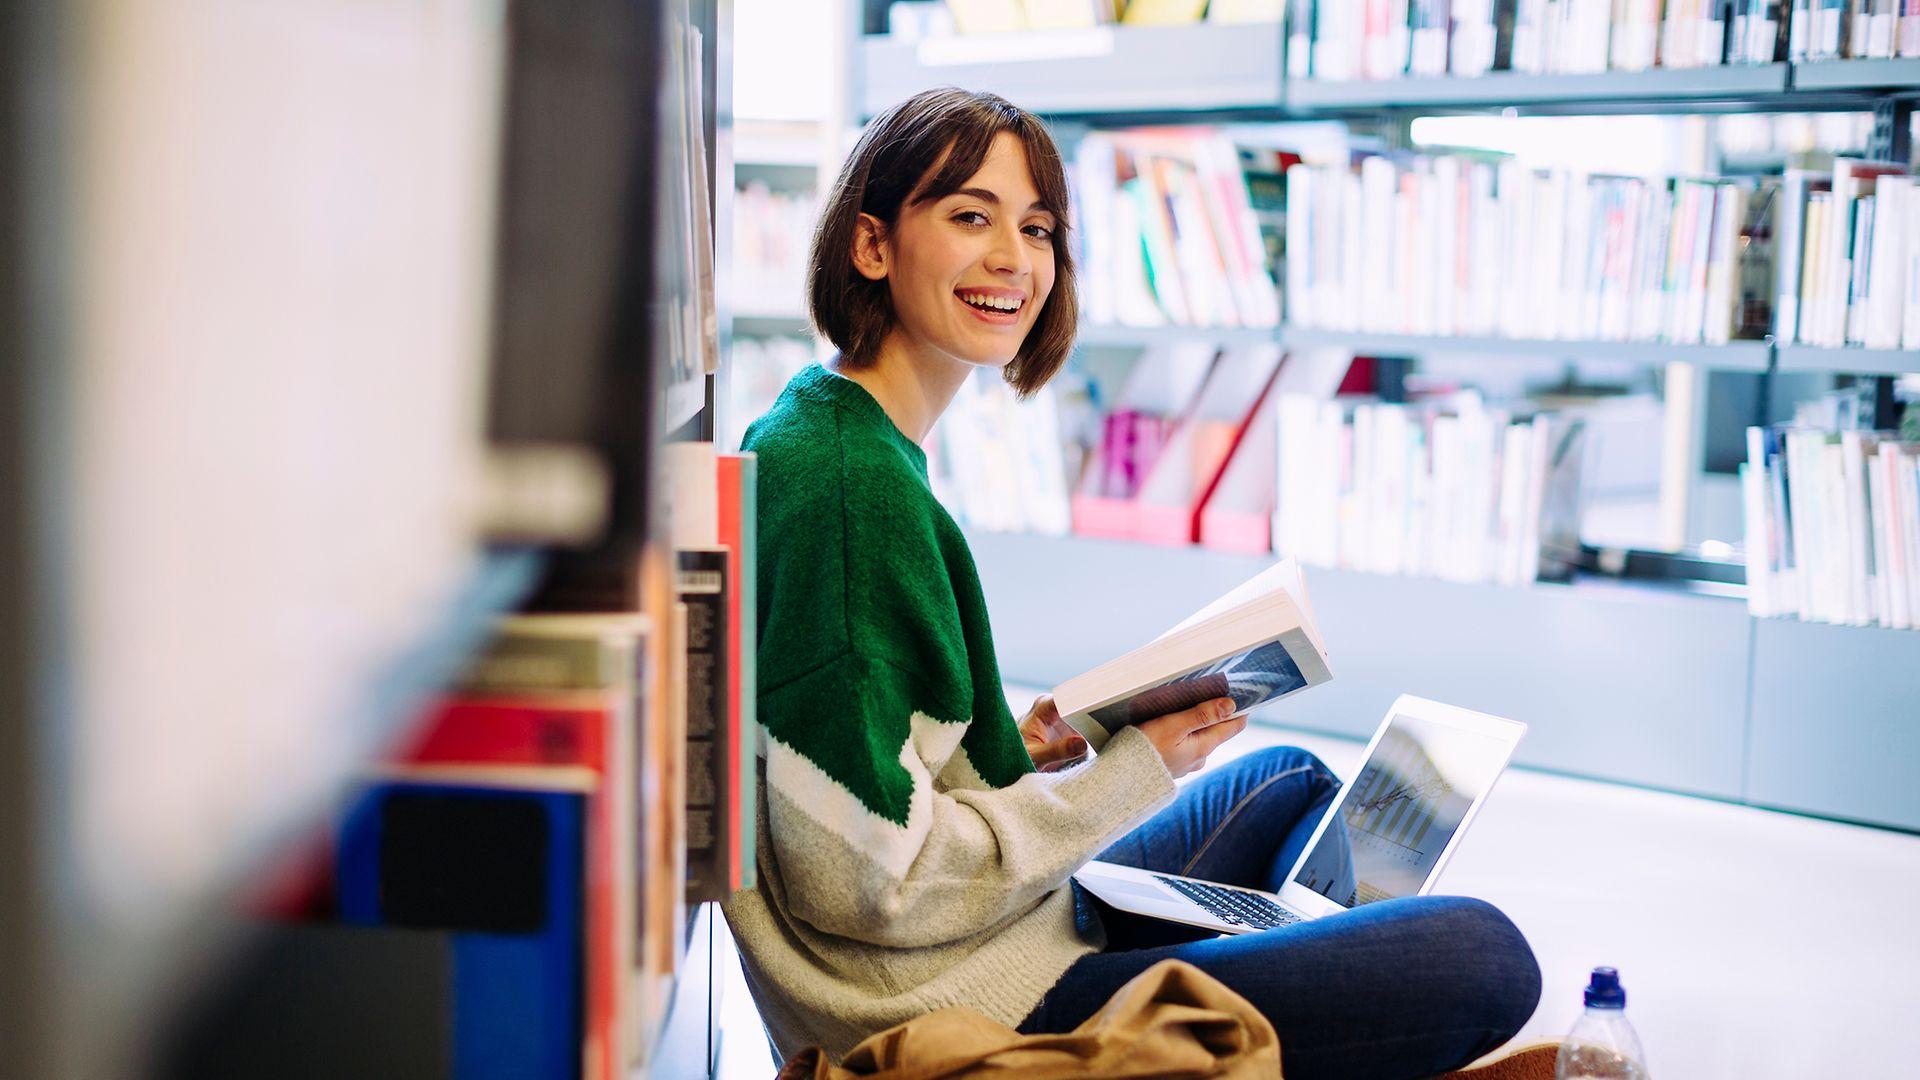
338, 775, 586, 1080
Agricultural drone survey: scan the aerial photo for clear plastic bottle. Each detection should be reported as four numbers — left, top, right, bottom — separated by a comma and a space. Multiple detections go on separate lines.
1555, 967, 1648, 1080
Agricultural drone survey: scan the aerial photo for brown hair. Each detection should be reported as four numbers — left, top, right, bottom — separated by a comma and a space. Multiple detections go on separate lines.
807, 87, 1078, 398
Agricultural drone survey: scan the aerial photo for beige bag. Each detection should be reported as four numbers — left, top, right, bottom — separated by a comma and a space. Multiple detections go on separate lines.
775, 959, 1282, 1080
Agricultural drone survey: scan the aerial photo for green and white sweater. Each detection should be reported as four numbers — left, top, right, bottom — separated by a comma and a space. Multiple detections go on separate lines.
720, 364, 1177, 1062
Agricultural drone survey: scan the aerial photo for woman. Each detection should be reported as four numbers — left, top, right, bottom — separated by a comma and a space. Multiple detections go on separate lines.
720, 87, 1542, 1079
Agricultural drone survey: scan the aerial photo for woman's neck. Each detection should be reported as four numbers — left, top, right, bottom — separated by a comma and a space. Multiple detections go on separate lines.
827, 330, 974, 445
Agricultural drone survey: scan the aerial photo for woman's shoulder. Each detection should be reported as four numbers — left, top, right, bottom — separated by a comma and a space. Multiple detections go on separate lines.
745, 383, 936, 524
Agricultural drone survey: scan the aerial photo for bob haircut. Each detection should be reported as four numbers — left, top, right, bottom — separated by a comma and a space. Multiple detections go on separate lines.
807, 87, 1078, 398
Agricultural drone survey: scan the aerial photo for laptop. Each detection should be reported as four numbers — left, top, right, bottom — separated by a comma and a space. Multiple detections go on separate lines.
1073, 694, 1525, 935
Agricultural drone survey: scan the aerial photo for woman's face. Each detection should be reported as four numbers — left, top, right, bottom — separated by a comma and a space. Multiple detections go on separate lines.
864, 131, 1057, 372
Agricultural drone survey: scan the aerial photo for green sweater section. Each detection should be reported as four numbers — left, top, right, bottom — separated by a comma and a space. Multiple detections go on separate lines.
741, 362, 1034, 821
725, 363, 1179, 1061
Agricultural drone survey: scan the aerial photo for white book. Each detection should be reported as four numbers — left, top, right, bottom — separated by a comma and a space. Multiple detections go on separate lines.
1866, 177, 1910, 349
1634, 183, 1675, 341
1869, 448, 1899, 627
1517, 415, 1553, 585
1285, 163, 1314, 328
1785, 431, 1823, 619
1772, 170, 1830, 345
1499, 162, 1537, 338
1840, 431, 1877, 625
1534, 170, 1571, 338
1899, 451, 1920, 624
1905, 195, 1920, 347
1360, 156, 1398, 333
1053, 559, 1332, 751
1434, 156, 1461, 337
1742, 453, 1774, 617
1496, 422, 1531, 585
1559, 173, 1595, 337
1820, 440, 1853, 623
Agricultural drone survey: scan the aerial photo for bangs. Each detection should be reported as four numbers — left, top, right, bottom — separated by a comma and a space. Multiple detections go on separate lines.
906, 116, 1073, 226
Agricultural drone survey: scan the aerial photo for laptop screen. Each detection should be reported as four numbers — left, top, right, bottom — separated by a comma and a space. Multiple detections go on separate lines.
1291, 710, 1511, 908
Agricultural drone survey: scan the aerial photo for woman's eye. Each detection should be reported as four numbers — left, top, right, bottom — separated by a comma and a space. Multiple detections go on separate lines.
1024, 223, 1054, 240
954, 210, 988, 226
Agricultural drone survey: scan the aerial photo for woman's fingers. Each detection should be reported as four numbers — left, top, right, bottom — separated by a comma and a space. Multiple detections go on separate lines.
1029, 733, 1089, 771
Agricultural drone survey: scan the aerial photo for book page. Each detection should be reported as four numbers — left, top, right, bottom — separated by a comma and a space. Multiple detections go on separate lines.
1154, 556, 1309, 641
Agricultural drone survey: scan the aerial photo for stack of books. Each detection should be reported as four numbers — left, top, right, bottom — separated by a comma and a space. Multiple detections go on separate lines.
1743, 394, 1920, 629
1285, 153, 1771, 345
1294, 0, 1795, 79
251, 445, 763, 1078
1072, 129, 1284, 329
1274, 393, 1585, 587
1773, 159, 1920, 350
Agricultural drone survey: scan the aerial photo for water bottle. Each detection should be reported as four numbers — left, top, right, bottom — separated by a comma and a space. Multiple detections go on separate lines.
1555, 967, 1648, 1080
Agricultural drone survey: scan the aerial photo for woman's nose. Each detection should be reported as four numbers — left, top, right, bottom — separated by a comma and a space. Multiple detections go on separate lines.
986, 225, 1031, 276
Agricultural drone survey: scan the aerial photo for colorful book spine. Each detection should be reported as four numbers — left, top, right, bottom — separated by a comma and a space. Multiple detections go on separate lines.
338, 777, 588, 1080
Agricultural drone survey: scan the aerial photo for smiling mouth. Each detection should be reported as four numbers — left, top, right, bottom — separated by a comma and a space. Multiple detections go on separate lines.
955, 290, 1025, 321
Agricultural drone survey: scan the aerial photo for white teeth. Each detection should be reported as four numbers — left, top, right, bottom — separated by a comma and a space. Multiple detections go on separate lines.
959, 292, 1020, 313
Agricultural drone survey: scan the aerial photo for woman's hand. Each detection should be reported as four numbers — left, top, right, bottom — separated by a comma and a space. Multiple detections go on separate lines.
1020, 695, 1090, 772
1136, 697, 1246, 779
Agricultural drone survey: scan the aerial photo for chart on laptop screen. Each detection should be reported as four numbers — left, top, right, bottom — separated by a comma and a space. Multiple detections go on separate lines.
1293, 713, 1509, 907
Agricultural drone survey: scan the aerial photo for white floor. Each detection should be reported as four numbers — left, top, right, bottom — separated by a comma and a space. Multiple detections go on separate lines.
715, 694, 1920, 1079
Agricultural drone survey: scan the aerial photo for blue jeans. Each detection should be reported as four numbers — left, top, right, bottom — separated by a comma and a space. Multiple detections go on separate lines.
1019, 746, 1542, 1080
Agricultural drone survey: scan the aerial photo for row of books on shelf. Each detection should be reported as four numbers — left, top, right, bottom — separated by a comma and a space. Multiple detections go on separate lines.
734, 180, 817, 318
1743, 391, 1920, 628
253, 449, 761, 1079
1284, 153, 1769, 345
1293, 1, 1888, 80
936, 0, 1284, 36
1072, 129, 1287, 328
1774, 159, 1920, 349
935, 342, 1581, 586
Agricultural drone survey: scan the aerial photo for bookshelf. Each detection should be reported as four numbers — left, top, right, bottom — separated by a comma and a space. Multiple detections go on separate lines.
5, 0, 742, 1077
1285, 63, 1793, 112
966, 528, 1920, 833
1772, 344, 1920, 377
842, 9, 1920, 836
861, 22, 1285, 122
1280, 328, 1776, 371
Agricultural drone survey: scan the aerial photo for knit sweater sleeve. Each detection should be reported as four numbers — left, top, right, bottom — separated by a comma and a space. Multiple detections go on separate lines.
760, 651, 1175, 948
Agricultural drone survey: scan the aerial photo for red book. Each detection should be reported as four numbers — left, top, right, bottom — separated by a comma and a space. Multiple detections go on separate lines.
716, 453, 757, 893
398, 689, 625, 1080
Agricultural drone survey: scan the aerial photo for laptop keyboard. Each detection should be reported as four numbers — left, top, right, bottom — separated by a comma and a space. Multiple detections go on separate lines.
1154, 875, 1303, 930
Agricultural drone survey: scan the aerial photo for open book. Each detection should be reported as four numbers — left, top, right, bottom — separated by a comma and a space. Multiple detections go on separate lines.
1052, 559, 1332, 751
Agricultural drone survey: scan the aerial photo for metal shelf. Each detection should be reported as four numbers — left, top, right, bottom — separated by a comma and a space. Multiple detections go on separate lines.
861, 22, 1285, 121
1077, 322, 1281, 348
1288, 63, 1791, 113
1790, 57, 1920, 91
1773, 344, 1920, 376
1281, 326, 1774, 370
733, 311, 813, 337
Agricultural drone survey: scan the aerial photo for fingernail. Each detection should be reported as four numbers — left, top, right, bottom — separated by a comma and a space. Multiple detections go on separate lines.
1216, 700, 1234, 718
1069, 738, 1087, 753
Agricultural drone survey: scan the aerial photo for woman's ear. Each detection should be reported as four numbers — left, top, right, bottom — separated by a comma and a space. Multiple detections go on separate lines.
850, 212, 889, 282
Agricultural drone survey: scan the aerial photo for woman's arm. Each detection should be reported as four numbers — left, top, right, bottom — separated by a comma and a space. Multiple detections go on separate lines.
760, 650, 1170, 948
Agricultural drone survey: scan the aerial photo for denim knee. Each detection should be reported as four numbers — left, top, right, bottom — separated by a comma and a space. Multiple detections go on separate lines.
1424, 896, 1543, 1038
1233, 744, 1337, 784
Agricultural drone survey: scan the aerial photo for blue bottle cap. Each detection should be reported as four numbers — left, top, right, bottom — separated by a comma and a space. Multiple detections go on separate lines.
1584, 966, 1626, 1009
